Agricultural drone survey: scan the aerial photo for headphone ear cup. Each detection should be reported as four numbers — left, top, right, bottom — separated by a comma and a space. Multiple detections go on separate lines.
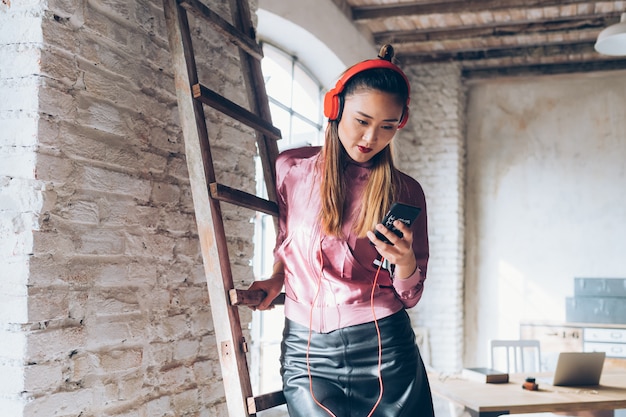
323, 88, 341, 120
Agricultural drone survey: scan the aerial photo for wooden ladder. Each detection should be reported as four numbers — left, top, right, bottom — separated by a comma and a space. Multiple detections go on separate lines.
163, 0, 285, 415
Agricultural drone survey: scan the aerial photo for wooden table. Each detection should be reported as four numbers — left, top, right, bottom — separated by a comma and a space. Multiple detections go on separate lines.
428, 372, 626, 417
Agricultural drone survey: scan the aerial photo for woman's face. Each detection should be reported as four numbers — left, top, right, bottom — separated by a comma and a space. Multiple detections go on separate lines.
337, 89, 404, 163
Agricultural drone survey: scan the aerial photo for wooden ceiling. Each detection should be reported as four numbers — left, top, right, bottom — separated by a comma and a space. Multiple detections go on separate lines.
331, 0, 626, 78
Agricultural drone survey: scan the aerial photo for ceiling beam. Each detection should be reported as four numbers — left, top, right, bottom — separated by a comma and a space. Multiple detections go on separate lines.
398, 41, 599, 63
373, 13, 621, 44
463, 57, 626, 79
352, 0, 614, 20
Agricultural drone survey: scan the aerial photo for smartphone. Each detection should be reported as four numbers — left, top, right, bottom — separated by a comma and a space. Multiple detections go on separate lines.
374, 202, 422, 245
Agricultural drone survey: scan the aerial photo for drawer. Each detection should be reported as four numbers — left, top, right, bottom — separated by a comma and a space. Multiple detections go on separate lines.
584, 342, 626, 358
584, 327, 626, 343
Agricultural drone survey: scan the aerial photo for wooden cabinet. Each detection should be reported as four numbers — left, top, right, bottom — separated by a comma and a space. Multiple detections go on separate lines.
520, 322, 626, 371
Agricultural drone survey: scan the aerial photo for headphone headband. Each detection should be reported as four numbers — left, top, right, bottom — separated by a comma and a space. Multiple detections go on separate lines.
323, 58, 411, 129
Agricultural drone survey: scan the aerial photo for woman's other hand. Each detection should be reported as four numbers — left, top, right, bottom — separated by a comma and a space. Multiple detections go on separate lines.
247, 272, 284, 310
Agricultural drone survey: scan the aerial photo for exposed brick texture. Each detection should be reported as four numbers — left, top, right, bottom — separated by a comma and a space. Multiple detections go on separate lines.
1, 0, 257, 415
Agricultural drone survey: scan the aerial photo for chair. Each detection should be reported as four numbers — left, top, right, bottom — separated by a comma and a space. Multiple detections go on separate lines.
490, 339, 542, 373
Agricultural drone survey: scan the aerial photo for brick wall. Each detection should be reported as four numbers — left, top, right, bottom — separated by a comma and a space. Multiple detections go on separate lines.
397, 62, 466, 373
1, 1, 256, 416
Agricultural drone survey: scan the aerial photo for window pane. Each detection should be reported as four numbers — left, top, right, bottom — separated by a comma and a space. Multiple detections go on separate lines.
291, 115, 322, 147
292, 64, 321, 122
262, 46, 292, 107
269, 103, 291, 148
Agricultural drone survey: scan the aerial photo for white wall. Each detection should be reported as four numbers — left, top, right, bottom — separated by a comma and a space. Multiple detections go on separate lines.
464, 70, 626, 366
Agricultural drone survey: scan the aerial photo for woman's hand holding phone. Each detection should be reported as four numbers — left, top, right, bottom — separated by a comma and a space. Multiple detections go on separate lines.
367, 220, 417, 279
367, 203, 421, 279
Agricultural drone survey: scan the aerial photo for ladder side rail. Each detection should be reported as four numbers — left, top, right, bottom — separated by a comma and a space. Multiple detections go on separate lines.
178, 0, 263, 60
228, 0, 281, 212
163, 1, 255, 416
182, 0, 281, 216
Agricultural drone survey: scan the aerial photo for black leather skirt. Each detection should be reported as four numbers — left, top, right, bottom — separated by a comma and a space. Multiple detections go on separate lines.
280, 310, 434, 417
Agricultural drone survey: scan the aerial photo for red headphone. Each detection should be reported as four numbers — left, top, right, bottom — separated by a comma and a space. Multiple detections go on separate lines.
323, 58, 411, 129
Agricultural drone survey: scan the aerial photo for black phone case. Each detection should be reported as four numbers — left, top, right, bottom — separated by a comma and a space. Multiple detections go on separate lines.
374, 202, 422, 245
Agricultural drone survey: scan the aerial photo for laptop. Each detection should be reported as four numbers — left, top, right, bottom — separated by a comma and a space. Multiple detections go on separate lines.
538, 351, 606, 386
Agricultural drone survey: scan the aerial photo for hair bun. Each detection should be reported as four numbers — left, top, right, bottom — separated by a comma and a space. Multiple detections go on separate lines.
377, 44, 395, 61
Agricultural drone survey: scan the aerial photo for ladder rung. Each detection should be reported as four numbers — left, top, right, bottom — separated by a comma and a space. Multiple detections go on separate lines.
209, 182, 278, 216
193, 83, 282, 141
229, 289, 285, 307
178, 0, 263, 60
247, 390, 286, 414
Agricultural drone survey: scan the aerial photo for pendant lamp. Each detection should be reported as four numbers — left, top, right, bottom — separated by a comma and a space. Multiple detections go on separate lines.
594, 13, 626, 56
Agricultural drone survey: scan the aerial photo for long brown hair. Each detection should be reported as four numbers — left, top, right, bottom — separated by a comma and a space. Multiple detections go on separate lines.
319, 48, 410, 238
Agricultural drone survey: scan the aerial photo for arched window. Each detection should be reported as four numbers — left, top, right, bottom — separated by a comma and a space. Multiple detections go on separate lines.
251, 43, 324, 395
262, 42, 324, 150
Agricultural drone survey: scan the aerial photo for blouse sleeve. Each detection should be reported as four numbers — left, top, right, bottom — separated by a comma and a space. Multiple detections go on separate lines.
392, 266, 426, 308
272, 152, 290, 263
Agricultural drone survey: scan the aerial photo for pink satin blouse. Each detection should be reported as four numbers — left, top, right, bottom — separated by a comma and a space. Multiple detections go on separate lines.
273, 146, 429, 333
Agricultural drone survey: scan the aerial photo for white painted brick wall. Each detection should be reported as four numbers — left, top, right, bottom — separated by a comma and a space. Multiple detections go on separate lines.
1, 0, 257, 416
1, 0, 45, 415
397, 62, 466, 373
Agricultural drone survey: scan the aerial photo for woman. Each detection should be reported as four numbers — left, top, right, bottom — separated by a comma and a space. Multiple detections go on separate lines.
249, 45, 434, 417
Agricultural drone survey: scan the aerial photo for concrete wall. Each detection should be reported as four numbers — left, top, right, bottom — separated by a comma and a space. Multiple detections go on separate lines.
1, 0, 257, 415
464, 70, 626, 366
